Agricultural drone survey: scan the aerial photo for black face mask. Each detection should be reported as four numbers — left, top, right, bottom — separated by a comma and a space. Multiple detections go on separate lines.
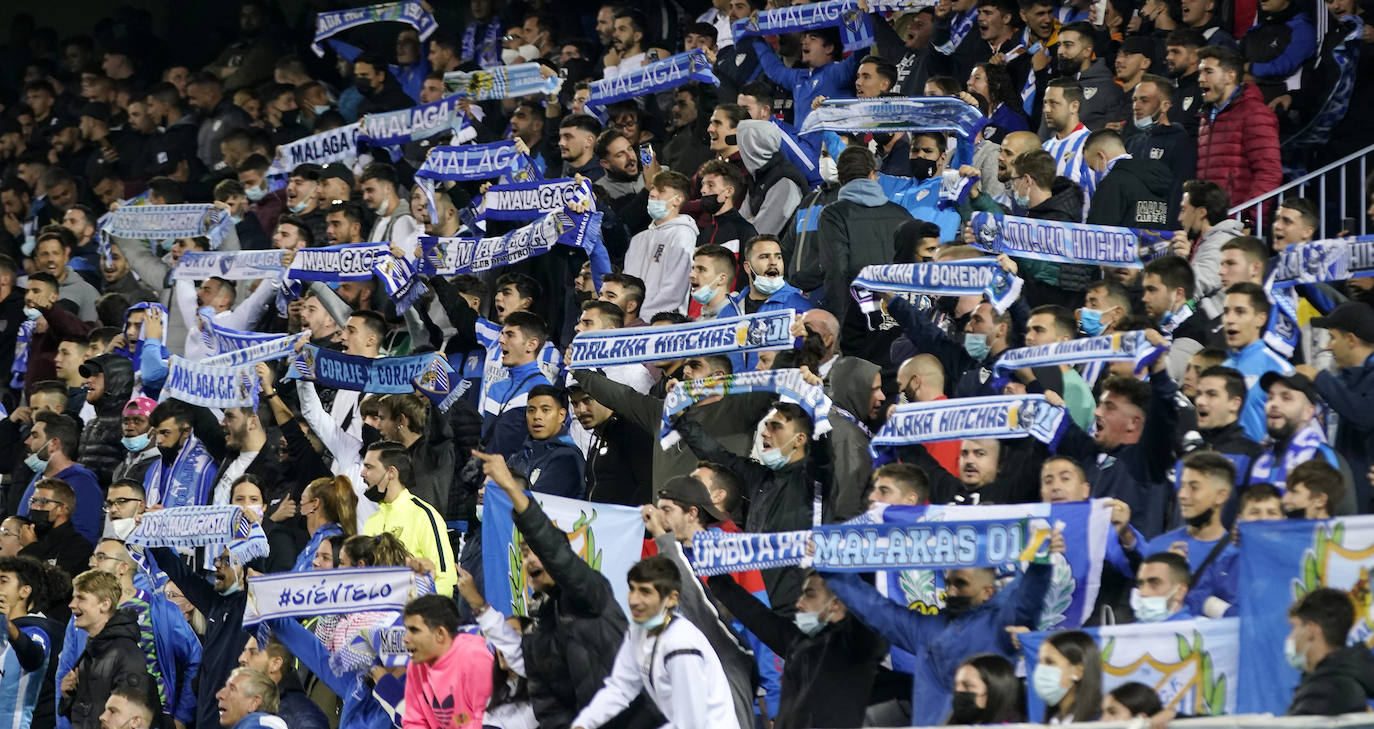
1285, 508, 1307, 520
279, 110, 300, 127
574, 289, 593, 304
607, 167, 637, 183
1185, 506, 1214, 529
944, 594, 975, 616
909, 157, 938, 181
354, 78, 374, 95
723, 133, 738, 147
30, 509, 52, 538
873, 132, 894, 146
158, 444, 180, 462
950, 691, 984, 724
701, 194, 725, 215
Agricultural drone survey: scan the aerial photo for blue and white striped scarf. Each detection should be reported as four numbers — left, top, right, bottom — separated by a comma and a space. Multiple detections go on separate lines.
162, 355, 260, 409
970, 212, 1144, 268
800, 97, 987, 140
286, 345, 453, 395
851, 260, 1024, 317
127, 505, 269, 564
267, 123, 360, 177
587, 50, 720, 110
870, 394, 1069, 463
733, 0, 874, 53
660, 369, 833, 448
9, 318, 35, 390
358, 96, 469, 149
443, 63, 561, 100
991, 331, 1165, 388
312, 1, 437, 57
566, 309, 798, 368
935, 7, 978, 54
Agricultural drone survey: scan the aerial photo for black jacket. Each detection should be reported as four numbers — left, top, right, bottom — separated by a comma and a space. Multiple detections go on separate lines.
676, 416, 832, 611
356, 78, 415, 116
1287, 646, 1374, 715
1086, 157, 1174, 230
697, 209, 758, 251
1125, 123, 1197, 213
18, 614, 64, 729
780, 184, 841, 293
585, 414, 654, 507
708, 574, 887, 729
21, 519, 93, 581
514, 500, 653, 729
1073, 59, 1131, 130
77, 353, 135, 487
1170, 71, 1204, 138
61, 609, 159, 729
818, 181, 915, 322
1024, 177, 1095, 304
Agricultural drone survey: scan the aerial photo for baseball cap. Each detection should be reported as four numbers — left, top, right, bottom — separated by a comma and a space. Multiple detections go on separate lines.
657, 475, 726, 523
1260, 371, 1321, 404
290, 163, 324, 181
123, 396, 156, 418
319, 163, 355, 188
80, 102, 111, 124
1120, 35, 1156, 57
1312, 301, 1374, 343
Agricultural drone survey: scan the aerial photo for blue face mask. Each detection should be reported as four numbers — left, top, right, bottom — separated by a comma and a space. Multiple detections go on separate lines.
244, 185, 267, 202
1129, 588, 1171, 623
690, 283, 716, 304
759, 445, 790, 470
22, 306, 41, 321
646, 199, 671, 220
1079, 308, 1105, 335
753, 274, 785, 296
313, 104, 332, 116
289, 199, 309, 214
1133, 113, 1157, 131
229, 214, 243, 226
121, 433, 150, 452
1032, 663, 1072, 705
24, 439, 51, 474
793, 610, 825, 636
634, 604, 670, 630
962, 332, 990, 360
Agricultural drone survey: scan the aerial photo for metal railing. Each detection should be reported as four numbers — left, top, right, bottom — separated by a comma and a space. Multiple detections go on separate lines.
935, 714, 1374, 729
1229, 142, 1374, 239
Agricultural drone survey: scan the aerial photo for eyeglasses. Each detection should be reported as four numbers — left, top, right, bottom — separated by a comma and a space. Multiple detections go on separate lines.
27, 497, 59, 508
103, 497, 142, 512
91, 552, 117, 563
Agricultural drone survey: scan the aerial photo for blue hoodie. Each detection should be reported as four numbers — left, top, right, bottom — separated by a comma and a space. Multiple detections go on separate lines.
752, 40, 868, 129
508, 429, 586, 499
720, 282, 813, 370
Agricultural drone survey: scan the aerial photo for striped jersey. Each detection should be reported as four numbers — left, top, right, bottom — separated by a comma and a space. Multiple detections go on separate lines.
474, 317, 562, 417
1042, 124, 1096, 203
0, 615, 53, 729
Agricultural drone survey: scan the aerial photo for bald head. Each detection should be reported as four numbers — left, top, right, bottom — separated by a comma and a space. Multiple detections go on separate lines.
95, 538, 137, 584
898, 354, 945, 402
802, 310, 840, 358
998, 132, 1042, 182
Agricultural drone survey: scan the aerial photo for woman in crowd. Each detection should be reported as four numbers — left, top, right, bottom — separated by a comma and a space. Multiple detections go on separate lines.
230, 474, 306, 573
948, 653, 1027, 724
1102, 682, 1164, 720
1033, 630, 1103, 724
292, 475, 357, 572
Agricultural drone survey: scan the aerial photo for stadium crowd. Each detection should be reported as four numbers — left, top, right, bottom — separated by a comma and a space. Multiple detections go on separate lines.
0, 0, 1372, 727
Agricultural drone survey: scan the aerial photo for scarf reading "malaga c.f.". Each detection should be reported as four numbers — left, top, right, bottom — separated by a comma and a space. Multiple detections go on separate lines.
162, 355, 260, 409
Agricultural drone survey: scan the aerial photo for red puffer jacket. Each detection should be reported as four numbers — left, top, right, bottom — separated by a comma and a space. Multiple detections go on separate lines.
1196, 83, 1283, 207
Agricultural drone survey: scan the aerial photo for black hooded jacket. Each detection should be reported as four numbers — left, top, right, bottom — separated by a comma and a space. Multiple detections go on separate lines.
77, 353, 136, 487
1287, 645, 1374, 715
61, 608, 159, 729
1086, 157, 1175, 230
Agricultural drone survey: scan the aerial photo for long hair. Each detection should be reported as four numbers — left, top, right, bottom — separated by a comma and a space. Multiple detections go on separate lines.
1044, 630, 1103, 723
305, 475, 359, 537
342, 532, 411, 567
974, 63, 1022, 114
962, 653, 1026, 723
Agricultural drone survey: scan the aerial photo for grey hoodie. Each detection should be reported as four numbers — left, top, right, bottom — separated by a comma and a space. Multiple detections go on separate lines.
736, 120, 804, 237
827, 356, 880, 520
1195, 218, 1246, 317
624, 213, 700, 318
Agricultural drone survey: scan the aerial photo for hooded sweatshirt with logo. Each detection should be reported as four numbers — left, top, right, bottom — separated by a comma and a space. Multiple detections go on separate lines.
737, 120, 807, 237
624, 214, 699, 319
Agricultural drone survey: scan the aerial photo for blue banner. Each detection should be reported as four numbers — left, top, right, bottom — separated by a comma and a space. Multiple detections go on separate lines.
691, 530, 813, 577
286, 242, 391, 282
732, 0, 874, 53
358, 95, 469, 148
443, 63, 561, 100
566, 309, 797, 368
267, 123, 360, 176
475, 178, 587, 221
850, 260, 1023, 315
199, 312, 283, 355
587, 50, 719, 109
1020, 618, 1241, 718
418, 209, 605, 276
285, 345, 453, 395
415, 142, 529, 183
799, 97, 987, 140
163, 355, 259, 409
312, 1, 437, 56
971, 212, 1145, 268
660, 369, 832, 448
812, 517, 1050, 571
870, 395, 1069, 461
481, 487, 644, 617
173, 249, 287, 281
1237, 516, 1374, 713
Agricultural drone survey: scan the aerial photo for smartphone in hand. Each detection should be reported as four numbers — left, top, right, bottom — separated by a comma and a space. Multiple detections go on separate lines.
638, 142, 654, 168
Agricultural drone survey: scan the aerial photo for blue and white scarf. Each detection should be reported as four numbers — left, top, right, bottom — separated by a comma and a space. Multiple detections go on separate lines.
691, 530, 813, 576
127, 505, 269, 564
1250, 419, 1328, 492
330, 613, 412, 674
312, 1, 437, 56
732, 0, 874, 53
202, 333, 302, 368
799, 96, 987, 140
461, 17, 503, 67
660, 369, 833, 449
850, 260, 1023, 316
267, 123, 360, 177
288, 242, 391, 282
567, 309, 797, 368
358, 96, 469, 149
991, 331, 1165, 387
373, 254, 427, 314
870, 394, 1068, 462
242, 567, 435, 626
103, 204, 235, 250
9, 319, 35, 390
1268, 235, 1374, 288
443, 63, 561, 100
415, 142, 538, 219
172, 249, 287, 281
587, 50, 720, 110
163, 355, 260, 409
474, 178, 589, 221
935, 6, 979, 54
286, 345, 453, 395
418, 209, 607, 280
118, 302, 170, 364
200, 311, 285, 354
414, 376, 472, 413
144, 435, 216, 509
970, 212, 1144, 268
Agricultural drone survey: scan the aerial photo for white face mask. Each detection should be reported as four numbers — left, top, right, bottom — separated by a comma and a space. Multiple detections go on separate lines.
110, 517, 138, 541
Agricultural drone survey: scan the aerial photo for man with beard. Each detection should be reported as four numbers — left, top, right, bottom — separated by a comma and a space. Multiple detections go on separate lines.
1180, 0, 1239, 48
1049, 23, 1130, 131
210, 406, 280, 507
1250, 373, 1350, 496
359, 441, 457, 595
594, 129, 649, 229
19, 478, 93, 577
1039, 80, 1095, 202
1122, 76, 1196, 211
186, 72, 253, 168
1194, 46, 1281, 214
1164, 30, 1206, 137
17, 411, 102, 544
662, 85, 712, 180
141, 400, 218, 509
1140, 452, 1238, 617
992, 130, 1043, 209
1174, 180, 1243, 317
1140, 256, 1214, 382
558, 114, 604, 181
34, 228, 100, 322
